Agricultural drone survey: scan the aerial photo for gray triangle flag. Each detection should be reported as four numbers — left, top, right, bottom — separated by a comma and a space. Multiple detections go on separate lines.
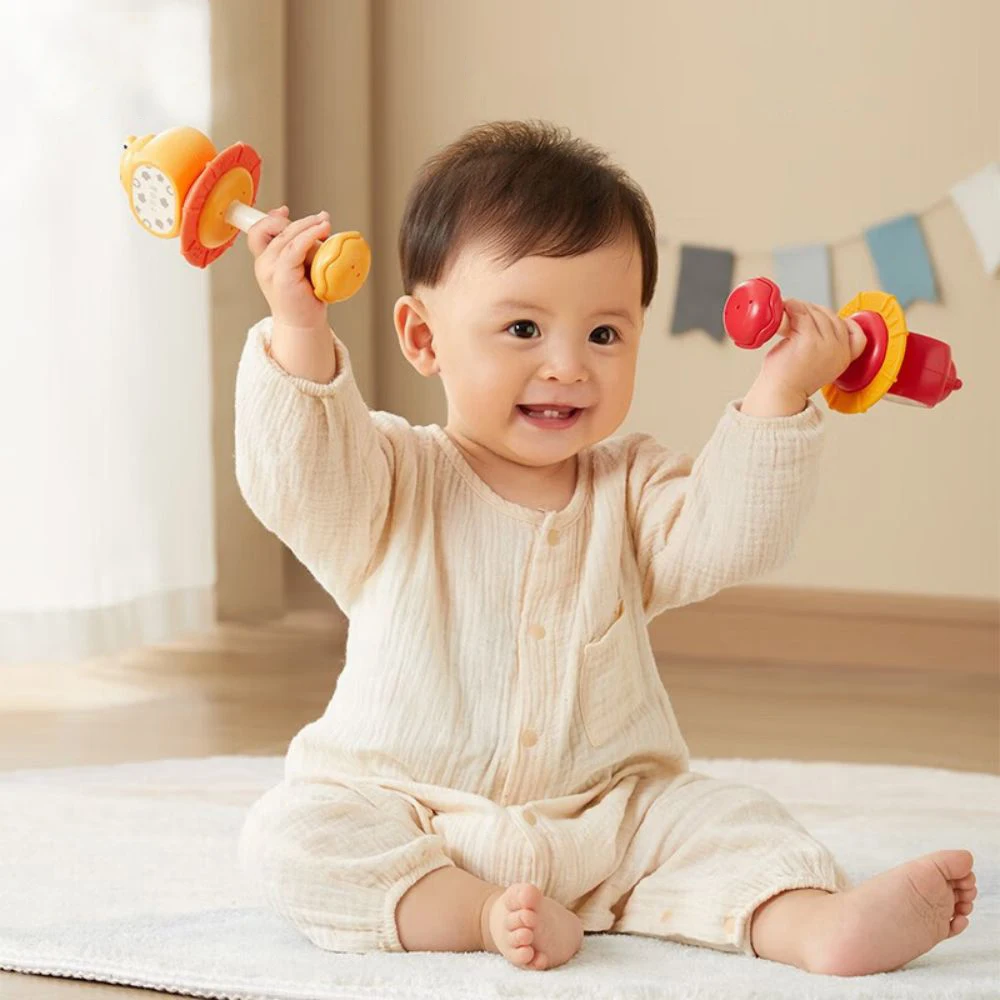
670, 245, 735, 342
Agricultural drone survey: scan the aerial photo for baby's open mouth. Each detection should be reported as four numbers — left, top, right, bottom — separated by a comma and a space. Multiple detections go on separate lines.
516, 404, 585, 429
517, 405, 581, 420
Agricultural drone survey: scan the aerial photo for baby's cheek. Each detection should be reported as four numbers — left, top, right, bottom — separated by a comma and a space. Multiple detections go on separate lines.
597, 398, 629, 439
459, 355, 515, 399
443, 363, 510, 425
604, 366, 635, 408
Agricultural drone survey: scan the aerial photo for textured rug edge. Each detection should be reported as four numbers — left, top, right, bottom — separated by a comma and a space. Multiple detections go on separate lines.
2, 752, 997, 782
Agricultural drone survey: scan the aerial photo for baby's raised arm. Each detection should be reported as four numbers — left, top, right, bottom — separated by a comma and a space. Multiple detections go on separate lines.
625, 401, 825, 620
246, 207, 339, 382
625, 297, 865, 618
233, 210, 395, 610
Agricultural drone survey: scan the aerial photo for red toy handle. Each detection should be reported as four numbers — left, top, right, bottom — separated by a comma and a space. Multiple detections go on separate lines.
724, 276, 786, 349
722, 277, 963, 409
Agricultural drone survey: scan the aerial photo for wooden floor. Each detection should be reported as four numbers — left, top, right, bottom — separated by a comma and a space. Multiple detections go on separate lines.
1, 608, 997, 999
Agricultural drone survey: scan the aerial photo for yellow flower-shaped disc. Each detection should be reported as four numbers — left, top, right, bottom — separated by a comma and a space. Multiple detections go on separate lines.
822, 291, 909, 414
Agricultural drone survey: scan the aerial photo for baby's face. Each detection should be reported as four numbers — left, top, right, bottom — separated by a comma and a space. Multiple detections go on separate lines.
415, 234, 644, 469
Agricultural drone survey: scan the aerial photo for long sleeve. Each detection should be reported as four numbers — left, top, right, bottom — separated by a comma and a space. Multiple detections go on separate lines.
625, 399, 825, 619
234, 317, 400, 610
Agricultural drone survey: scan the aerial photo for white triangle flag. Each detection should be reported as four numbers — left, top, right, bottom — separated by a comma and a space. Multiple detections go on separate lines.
951, 163, 1000, 275
773, 244, 833, 309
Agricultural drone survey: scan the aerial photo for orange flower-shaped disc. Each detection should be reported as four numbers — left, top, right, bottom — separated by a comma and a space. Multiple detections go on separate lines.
180, 142, 261, 267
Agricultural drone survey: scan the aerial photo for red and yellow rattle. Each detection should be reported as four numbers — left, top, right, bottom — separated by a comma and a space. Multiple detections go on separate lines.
723, 278, 963, 414
119, 126, 370, 304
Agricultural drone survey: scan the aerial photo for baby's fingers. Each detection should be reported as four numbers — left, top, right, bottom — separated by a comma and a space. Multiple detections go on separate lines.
845, 317, 868, 359
785, 299, 840, 343
246, 206, 290, 258
267, 211, 328, 258
276, 215, 331, 273
804, 303, 839, 342
815, 303, 867, 359
782, 298, 817, 337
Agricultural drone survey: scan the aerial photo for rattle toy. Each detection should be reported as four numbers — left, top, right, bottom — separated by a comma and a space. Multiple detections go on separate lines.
723, 277, 963, 414
119, 126, 370, 304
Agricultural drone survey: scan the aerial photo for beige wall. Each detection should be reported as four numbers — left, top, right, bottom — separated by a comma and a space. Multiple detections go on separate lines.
213, 0, 998, 611
283, 0, 379, 601
288, 0, 377, 399
210, 0, 287, 619
370, 0, 1000, 600
210, 0, 377, 616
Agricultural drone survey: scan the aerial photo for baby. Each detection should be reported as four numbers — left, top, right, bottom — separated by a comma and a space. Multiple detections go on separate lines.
234, 120, 976, 975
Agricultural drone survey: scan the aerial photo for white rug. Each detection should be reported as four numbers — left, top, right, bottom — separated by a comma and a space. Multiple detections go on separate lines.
0, 755, 996, 1000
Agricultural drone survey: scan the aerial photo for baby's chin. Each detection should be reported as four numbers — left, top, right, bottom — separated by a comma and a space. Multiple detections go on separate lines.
448, 405, 619, 468
497, 414, 615, 466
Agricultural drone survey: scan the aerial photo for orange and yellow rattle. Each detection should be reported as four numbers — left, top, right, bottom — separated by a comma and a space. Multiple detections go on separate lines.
119, 126, 370, 304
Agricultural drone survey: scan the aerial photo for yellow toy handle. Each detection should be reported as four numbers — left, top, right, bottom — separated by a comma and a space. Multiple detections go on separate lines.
224, 203, 370, 304
120, 126, 370, 304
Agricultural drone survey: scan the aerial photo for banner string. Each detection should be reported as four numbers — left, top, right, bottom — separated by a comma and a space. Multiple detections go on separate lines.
657, 196, 953, 258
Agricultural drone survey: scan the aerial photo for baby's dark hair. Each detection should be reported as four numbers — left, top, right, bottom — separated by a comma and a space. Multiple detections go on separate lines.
398, 120, 658, 307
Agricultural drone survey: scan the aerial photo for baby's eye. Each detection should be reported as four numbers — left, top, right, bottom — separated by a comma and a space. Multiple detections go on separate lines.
507, 320, 540, 339
590, 325, 619, 346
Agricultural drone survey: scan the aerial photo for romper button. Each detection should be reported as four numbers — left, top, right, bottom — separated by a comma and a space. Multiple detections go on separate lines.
523, 809, 537, 826
527, 624, 546, 640
520, 728, 538, 748
546, 528, 560, 546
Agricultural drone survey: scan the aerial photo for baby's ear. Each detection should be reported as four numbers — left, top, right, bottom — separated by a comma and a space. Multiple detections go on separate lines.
394, 294, 439, 377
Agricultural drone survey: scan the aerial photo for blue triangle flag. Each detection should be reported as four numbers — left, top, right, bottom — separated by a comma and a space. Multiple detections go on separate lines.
863, 214, 938, 308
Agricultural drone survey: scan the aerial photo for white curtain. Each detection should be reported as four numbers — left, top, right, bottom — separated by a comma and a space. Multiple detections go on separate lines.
0, 1, 216, 665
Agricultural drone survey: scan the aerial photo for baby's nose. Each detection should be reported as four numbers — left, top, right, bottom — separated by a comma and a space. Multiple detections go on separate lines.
541, 348, 587, 382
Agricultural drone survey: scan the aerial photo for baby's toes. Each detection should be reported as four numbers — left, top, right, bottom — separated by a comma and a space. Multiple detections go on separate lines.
506, 908, 538, 931
948, 914, 970, 938
505, 883, 542, 912
509, 945, 534, 966
938, 850, 975, 880
952, 872, 976, 891
954, 901, 974, 916
529, 950, 549, 970
955, 885, 977, 904
508, 926, 534, 949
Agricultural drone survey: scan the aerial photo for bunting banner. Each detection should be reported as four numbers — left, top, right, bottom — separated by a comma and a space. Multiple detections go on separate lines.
863, 214, 938, 308
951, 163, 1000, 276
668, 163, 998, 340
669, 245, 734, 342
773, 244, 833, 310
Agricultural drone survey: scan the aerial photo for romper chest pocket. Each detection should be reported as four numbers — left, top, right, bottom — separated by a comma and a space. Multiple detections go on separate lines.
578, 600, 645, 748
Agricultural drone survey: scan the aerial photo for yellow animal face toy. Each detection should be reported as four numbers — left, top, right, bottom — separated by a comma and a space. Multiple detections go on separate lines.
119, 126, 370, 303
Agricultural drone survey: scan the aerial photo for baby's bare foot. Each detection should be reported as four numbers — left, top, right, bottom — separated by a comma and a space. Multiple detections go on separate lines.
483, 883, 583, 970
806, 849, 977, 976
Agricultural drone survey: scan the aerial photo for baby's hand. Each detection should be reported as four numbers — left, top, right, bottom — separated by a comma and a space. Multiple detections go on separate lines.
741, 300, 867, 417
246, 207, 333, 332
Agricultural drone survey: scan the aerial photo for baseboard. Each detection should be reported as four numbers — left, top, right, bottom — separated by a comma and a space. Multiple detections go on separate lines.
649, 586, 999, 674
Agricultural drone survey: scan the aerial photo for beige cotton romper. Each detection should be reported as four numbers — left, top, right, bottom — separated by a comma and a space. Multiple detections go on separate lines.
234, 319, 849, 957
